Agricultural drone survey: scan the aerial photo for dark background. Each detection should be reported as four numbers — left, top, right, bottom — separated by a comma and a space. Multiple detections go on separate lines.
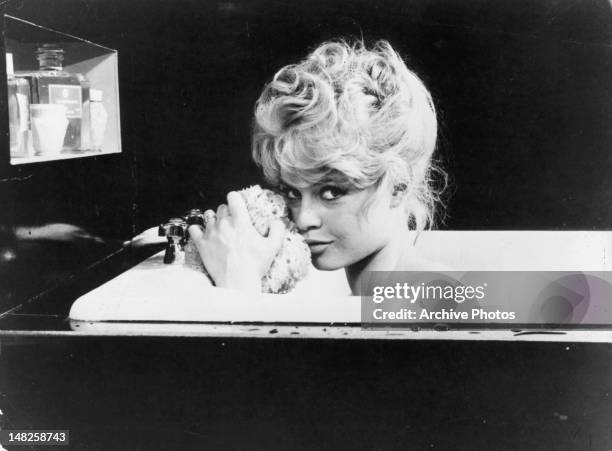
1, 0, 611, 235
1, 0, 611, 311
0, 337, 611, 450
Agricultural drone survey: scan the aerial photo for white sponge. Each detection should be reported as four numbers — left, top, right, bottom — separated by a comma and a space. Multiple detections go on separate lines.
184, 185, 311, 293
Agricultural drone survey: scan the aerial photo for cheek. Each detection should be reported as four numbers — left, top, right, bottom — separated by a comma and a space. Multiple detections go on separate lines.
331, 203, 391, 246
354, 200, 397, 240
323, 206, 363, 237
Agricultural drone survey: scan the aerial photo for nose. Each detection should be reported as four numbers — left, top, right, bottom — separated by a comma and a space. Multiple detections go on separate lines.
291, 198, 322, 233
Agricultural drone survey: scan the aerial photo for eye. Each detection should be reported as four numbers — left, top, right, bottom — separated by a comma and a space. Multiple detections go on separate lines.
286, 189, 300, 200
320, 186, 347, 201
279, 185, 301, 201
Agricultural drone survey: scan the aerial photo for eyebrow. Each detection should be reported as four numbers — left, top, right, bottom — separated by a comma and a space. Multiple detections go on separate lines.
317, 175, 355, 188
278, 180, 299, 190
279, 173, 356, 190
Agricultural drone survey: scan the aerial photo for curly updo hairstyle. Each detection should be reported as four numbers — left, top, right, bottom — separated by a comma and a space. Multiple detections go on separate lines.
252, 39, 445, 232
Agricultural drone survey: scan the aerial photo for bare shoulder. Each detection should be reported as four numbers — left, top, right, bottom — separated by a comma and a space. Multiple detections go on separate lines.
396, 254, 454, 272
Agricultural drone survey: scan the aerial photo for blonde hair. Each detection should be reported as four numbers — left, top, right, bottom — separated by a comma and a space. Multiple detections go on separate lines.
252, 39, 444, 232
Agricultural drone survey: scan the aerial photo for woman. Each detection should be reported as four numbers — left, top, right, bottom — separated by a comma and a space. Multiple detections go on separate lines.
188, 39, 445, 295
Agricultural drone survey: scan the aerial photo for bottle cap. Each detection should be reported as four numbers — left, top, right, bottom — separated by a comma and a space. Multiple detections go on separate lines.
90, 89, 103, 102
36, 44, 65, 57
36, 44, 65, 70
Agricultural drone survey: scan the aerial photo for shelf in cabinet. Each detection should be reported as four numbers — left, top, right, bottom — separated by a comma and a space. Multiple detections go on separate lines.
10, 148, 121, 165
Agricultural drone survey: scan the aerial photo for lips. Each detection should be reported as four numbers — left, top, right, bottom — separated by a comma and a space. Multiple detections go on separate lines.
305, 239, 332, 254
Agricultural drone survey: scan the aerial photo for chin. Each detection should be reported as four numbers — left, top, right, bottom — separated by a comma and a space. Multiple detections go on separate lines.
310, 254, 345, 271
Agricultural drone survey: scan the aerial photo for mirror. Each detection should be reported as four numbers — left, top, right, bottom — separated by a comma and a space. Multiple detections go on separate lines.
3, 14, 121, 165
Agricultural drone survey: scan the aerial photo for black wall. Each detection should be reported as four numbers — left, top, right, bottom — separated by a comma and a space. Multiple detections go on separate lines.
0, 0, 611, 306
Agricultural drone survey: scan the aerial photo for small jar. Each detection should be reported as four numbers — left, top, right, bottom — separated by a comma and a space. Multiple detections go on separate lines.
30, 104, 69, 155
89, 89, 108, 151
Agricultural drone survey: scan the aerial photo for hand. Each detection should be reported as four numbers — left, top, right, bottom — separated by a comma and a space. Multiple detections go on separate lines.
187, 191, 286, 292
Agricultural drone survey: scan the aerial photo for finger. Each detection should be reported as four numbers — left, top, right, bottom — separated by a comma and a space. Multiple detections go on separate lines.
203, 209, 217, 228
188, 225, 208, 258
217, 203, 229, 218
188, 224, 205, 241
216, 215, 232, 235
226, 191, 250, 225
266, 219, 286, 252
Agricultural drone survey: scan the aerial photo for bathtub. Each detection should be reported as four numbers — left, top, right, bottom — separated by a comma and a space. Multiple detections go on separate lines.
68, 230, 611, 340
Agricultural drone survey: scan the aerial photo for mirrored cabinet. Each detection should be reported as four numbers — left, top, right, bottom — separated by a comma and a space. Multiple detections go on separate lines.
2, 14, 121, 165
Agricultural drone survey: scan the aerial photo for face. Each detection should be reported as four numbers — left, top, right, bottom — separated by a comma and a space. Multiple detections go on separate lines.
278, 173, 404, 271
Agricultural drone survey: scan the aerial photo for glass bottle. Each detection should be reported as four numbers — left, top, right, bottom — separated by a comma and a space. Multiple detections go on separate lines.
79, 75, 91, 151
18, 44, 90, 151
6, 53, 30, 158
89, 89, 108, 151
